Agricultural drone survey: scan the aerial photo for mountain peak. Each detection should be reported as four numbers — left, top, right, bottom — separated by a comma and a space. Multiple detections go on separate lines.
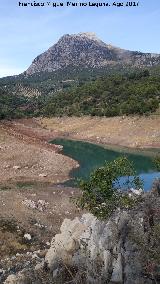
25, 33, 160, 75
78, 32, 99, 40
58, 32, 102, 43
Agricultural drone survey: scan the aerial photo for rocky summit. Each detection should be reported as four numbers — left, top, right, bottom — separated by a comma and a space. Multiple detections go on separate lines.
25, 32, 160, 75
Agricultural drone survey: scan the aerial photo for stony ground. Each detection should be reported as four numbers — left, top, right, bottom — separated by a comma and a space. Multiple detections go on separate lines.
0, 120, 81, 281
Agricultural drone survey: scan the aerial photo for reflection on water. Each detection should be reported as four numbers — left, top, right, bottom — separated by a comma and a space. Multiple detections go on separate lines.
51, 139, 160, 191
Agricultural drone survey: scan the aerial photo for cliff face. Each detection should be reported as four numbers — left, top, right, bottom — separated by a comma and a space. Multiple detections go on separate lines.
25, 32, 160, 75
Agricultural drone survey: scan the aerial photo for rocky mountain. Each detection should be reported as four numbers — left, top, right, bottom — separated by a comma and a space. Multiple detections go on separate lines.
25, 32, 160, 75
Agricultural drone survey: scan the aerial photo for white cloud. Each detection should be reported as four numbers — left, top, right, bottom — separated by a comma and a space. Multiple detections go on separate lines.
0, 66, 24, 78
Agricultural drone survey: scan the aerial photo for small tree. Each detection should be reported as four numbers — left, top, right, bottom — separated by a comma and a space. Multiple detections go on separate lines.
76, 157, 143, 219
154, 156, 160, 172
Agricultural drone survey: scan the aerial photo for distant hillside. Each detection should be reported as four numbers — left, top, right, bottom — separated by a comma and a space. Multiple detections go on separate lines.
1, 65, 160, 99
1, 70, 159, 120
0, 88, 30, 119
41, 70, 160, 117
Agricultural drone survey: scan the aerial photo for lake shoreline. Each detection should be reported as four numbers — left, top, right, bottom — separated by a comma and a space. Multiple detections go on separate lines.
53, 135, 160, 158
1, 117, 159, 186
52, 138, 160, 191
40, 116, 160, 152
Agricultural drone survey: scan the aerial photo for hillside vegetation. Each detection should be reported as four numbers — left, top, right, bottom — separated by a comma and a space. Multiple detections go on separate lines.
0, 88, 29, 119
43, 70, 160, 117
0, 70, 160, 119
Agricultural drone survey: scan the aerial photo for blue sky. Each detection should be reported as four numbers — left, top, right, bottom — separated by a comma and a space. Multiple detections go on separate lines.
0, 0, 160, 77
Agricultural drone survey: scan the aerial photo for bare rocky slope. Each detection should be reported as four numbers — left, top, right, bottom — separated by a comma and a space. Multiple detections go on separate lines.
25, 32, 160, 75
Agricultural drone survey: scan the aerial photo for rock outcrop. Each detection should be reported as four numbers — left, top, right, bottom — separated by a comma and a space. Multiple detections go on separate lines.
4, 183, 160, 284
44, 212, 138, 283
43, 185, 160, 283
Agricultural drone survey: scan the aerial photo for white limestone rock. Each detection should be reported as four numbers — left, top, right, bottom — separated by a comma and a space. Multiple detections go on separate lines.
110, 253, 123, 283
24, 233, 32, 241
45, 216, 88, 269
4, 272, 27, 284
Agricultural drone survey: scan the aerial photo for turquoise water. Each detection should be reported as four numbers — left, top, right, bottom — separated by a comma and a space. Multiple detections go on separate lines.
51, 138, 160, 191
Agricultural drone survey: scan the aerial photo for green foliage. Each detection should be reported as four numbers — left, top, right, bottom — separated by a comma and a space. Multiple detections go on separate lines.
0, 88, 30, 119
76, 157, 142, 219
42, 71, 160, 117
154, 156, 160, 171
0, 68, 160, 119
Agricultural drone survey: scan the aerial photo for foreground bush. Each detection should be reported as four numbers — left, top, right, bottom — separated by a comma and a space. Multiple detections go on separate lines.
76, 157, 143, 218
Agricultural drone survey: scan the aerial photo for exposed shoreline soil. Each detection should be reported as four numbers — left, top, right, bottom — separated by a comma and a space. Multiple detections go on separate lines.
39, 115, 160, 149
0, 119, 79, 183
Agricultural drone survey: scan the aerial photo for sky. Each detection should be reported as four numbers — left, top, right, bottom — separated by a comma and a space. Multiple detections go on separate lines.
0, 0, 160, 77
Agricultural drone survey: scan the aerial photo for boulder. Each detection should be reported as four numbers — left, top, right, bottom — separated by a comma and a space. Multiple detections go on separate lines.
45, 213, 121, 282
24, 233, 32, 241
39, 173, 47, 177
45, 216, 87, 269
13, 166, 21, 170
4, 273, 28, 284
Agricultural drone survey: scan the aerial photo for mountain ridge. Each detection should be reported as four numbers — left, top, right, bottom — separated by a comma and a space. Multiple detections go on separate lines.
25, 32, 160, 75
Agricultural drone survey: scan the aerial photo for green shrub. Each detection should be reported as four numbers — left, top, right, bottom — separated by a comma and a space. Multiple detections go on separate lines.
76, 157, 143, 219
154, 156, 160, 171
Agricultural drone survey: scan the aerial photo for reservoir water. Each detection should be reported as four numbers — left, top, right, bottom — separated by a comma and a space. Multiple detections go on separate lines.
52, 138, 160, 191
